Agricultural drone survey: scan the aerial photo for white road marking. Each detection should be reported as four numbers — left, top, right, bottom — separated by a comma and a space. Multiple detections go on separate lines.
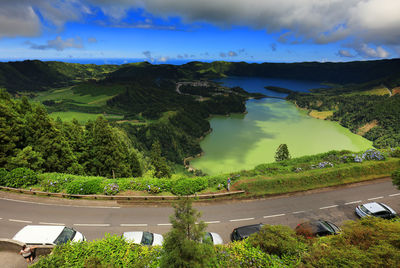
9, 219, 32, 223
205, 221, 220, 224
263, 214, 285, 218
0, 218, 2, 220
229, 217, 254, 222
389, 193, 400, 197
368, 196, 383, 201
157, 223, 172, 226
39, 222, 65, 225
319, 205, 339, 210
345, 200, 362, 205
292, 211, 305, 214
120, 224, 148, 227
74, 223, 110, 227
0, 197, 120, 209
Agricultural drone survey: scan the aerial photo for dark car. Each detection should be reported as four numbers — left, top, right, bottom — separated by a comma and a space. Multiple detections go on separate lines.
295, 220, 341, 238
231, 223, 263, 241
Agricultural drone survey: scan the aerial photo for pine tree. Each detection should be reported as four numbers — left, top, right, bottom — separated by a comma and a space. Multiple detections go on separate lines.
275, 144, 291, 162
150, 140, 171, 178
161, 198, 216, 268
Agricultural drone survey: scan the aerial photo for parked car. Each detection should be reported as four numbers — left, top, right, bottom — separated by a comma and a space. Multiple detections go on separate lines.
295, 220, 341, 237
203, 232, 223, 245
355, 202, 397, 219
13, 225, 85, 245
122, 231, 163, 246
231, 223, 264, 241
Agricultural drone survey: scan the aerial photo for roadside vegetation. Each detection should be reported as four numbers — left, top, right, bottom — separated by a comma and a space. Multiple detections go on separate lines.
32, 199, 400, 267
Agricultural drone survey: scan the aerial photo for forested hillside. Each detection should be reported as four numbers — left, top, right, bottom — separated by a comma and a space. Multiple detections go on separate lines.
2, 58, 400, 176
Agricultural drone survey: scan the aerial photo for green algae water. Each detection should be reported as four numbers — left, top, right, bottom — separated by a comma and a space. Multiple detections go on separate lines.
190, 78, 373, 175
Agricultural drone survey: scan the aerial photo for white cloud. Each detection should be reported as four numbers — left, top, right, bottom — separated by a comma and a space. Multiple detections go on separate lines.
1, 0, 399, 58
353, 44, 390, 58
338, 49, 354, 58
28, 36, 83, 51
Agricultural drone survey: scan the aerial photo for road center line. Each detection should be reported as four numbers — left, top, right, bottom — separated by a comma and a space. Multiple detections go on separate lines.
345, 200, 362, 205
74, 223, 110, 227
263, 214, 285, 218
319, 205, 339, 210
120, 223, 148, 227
157, 223, 172, 226
39, 222, 65, 225
389, 193, 400, 197
229, 217, 254, 222
292, 211, 305, 214
205, 221, 220, 224
9, 219, 32, 223
368, 196, 383, 201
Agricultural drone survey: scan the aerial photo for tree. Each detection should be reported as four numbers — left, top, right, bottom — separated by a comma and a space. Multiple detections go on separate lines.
150, 140, 171, 178
161, 198, 216, 268
392, 169, 400, 189
275, 144, 291, 162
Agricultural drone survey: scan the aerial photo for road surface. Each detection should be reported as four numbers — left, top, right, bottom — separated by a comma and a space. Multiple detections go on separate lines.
0, 179, 399, 244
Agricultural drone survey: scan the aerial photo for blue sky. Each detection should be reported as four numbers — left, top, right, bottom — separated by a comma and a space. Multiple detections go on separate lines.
0, 0, 399, 64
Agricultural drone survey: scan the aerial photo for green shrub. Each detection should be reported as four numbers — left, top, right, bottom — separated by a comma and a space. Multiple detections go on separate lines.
39, 173, 75, 193
390, 147, 400, 158
247, 224, 305, 257
393, 169, 400, 190
4, 167, 38, 188
171, 177, 208, 195
65, 178, 103, 195
0, 168, 9, 186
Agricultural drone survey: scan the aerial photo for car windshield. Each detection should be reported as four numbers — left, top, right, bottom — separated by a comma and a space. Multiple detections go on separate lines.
360, 205, 371, 214
53, 227, 76, 245
140, 232, 154, 245
319, 221, 335, 233
325, 222, 340, 233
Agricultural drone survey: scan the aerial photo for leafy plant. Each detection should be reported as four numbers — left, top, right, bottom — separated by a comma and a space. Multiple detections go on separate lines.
65, 178, 103, 195
0, 168, 9, 186
4, 167, 38, 188
275, 144, 291, 162
103, 183, 120, 195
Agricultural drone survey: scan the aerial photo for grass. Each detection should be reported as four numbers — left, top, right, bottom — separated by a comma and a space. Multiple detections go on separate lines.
308, 110, 333, 119
34, 84, 125, 107
49, 111, 123, 123
235, 158, 400, 196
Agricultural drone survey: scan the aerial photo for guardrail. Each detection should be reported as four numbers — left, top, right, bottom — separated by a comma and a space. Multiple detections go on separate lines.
0, 186, 245, 201
0, 239, 54, 257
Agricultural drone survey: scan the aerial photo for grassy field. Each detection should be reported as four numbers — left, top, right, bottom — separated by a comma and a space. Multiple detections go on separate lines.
308, 110, 333, 119
49, 111, 124, 123
34, 84, 125, 107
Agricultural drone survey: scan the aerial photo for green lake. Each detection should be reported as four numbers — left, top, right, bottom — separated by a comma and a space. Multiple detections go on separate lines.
190, 78, 373, 175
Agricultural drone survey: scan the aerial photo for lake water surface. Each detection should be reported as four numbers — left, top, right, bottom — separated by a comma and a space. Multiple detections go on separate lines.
190, 77, 373, 175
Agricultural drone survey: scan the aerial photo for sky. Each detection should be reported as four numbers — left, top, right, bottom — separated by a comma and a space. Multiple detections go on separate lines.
0, 0, 400, 64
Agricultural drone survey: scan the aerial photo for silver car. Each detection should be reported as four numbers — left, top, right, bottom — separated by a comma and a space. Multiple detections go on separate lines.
355, 202, 397, 219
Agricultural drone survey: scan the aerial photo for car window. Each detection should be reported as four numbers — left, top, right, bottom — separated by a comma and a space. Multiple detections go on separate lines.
140, 232, 154, 245
53, 227, 76, 245
373, 211, 390, 217
320, 221, 334, 233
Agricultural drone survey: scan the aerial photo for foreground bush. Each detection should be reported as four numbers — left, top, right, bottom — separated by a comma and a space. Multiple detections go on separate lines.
393, 168, 400, 190
32, 218, 400, 268
2, 167, 38, 188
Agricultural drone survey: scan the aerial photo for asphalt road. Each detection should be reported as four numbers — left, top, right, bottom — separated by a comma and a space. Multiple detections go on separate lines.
1, 179, 399, 244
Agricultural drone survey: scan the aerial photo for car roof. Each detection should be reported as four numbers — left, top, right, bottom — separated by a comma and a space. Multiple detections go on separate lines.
13, 225, 66, 244
122, 232, 143, 243
235, 224, 263, 237
362, 202, 386, 213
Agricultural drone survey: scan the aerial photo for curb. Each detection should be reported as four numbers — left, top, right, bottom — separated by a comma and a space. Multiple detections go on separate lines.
0, 186, 245, 201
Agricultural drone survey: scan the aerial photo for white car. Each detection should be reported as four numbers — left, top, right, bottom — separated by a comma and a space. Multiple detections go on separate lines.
122, 231, 163, 246
355, 202, 397, 219
203, 232, 223, 245
13, 225, 85, 245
